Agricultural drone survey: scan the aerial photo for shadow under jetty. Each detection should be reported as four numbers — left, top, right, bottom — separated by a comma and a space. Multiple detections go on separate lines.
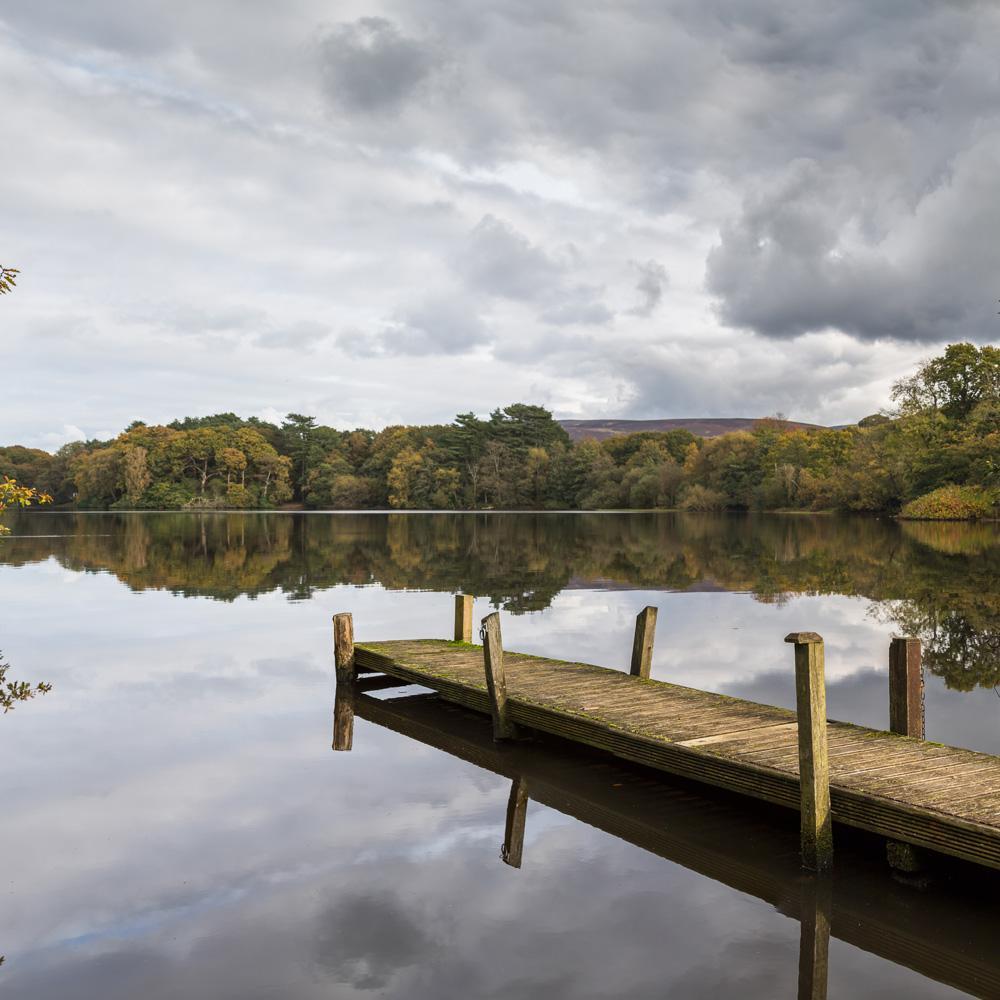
344, 685, 1000, 1000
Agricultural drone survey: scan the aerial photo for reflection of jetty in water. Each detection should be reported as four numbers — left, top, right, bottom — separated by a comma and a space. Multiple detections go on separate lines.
5, 510, 1000, 687
345, 686, 1000, 999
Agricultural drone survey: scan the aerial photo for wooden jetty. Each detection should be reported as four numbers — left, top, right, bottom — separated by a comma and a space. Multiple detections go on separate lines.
334, 599, 1000, 873
350, 690, 1000, 1000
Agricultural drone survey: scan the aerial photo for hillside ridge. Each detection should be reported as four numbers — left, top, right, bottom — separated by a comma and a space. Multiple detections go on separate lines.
558, 417, 830, 442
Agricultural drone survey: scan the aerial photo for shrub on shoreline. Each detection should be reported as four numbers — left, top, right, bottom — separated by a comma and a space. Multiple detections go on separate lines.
899, 485, 997, 521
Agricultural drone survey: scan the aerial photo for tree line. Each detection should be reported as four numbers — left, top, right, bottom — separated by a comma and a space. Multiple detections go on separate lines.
1, 342, 997, 516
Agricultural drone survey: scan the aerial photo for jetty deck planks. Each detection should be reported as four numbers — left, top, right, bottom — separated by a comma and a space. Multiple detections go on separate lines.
354, 638, 1000, 870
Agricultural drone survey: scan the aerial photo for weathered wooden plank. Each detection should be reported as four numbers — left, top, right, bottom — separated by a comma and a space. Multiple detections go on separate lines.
678, 722, 800, 748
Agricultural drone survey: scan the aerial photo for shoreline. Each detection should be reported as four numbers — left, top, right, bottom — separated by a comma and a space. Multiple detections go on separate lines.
8, 506, 999, 522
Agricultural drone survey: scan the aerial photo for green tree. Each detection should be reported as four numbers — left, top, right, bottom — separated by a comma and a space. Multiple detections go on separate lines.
892, 342, 1000, 421
0, 265, 18, 294
0, 476, 52, 713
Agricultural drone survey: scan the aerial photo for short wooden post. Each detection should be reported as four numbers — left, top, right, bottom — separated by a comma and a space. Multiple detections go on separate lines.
332, 612, 356, 752
797, 874, 832, 1000
501, 776, 529, 868
334, 612, 356, 681
482, 612, 516, 741
785, 632, 832, 871
454, 594, 474, 643
629, 606, 658, 679
889, 636, 924, 738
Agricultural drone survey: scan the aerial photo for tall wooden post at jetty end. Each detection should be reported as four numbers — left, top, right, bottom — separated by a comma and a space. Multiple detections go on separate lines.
629, 606, 658, 680
786, 632, 832, 871
889, 637, 924, 739
482, 612, 517, 741
332, 613, 356, 751
454, 594, 474, 643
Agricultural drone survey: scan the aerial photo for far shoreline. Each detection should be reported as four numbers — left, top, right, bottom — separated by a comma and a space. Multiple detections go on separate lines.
9, 506, 999, 522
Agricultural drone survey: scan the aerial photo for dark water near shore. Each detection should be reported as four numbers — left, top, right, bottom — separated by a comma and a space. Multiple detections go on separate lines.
1, 511, 999, 998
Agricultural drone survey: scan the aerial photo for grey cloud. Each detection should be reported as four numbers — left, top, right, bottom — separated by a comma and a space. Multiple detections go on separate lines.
319, 17, 436, 113
0, 2, 176, 56
456, 215, 565, 302
314, 893, 434, 989
254, 320, 330, 350
129, 304, 331, 351
338, 296, 490, 358
628, 259, 668, 317
609, 328, 896, 423
541, 298, 614, 327
456, 216, 613, 328
314, 1, 1000, 345
707, 146, 1000, 342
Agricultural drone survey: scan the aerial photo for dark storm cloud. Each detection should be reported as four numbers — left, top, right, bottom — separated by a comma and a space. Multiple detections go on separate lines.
706, 145, 1000, 342
319, 17, 436, 113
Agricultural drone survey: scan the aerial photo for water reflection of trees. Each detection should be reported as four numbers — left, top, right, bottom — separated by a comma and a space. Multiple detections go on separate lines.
4, 511, 999, 689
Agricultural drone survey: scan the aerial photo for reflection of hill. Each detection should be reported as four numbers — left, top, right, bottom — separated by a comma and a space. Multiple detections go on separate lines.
5, 511, 999, 688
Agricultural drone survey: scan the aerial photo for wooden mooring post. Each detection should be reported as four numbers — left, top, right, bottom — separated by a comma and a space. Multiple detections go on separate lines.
333, 612, 356, 751
481, 612, 517, 741
502, 776, 529, 868
887, 636, 926, 874
889, 637, 924, 739
454, 594, 474, 643
786, 632, 832, 871
629, 606, 658, 680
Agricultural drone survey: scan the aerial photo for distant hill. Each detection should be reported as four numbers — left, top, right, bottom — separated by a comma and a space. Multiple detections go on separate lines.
558, 417, 830, 442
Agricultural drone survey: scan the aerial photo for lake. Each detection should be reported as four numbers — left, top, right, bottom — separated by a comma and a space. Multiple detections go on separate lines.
1, 511, 999, 998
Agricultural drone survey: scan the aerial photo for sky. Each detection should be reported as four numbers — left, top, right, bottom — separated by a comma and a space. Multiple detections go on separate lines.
3, 0, 1000, 450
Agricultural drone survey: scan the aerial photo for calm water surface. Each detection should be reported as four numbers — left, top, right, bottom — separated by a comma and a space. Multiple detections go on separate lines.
2, 511, 999, 998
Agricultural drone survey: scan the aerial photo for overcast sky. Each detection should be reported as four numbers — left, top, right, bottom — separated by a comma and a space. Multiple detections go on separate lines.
4, 1, 999, 449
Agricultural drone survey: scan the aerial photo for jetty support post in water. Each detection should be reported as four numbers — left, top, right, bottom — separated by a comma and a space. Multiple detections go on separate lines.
481, 611, 518, 741
786, 631, 833, 871
332, 612, 356, 751
629, 605, 658, 680
454, 594, 474, 643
